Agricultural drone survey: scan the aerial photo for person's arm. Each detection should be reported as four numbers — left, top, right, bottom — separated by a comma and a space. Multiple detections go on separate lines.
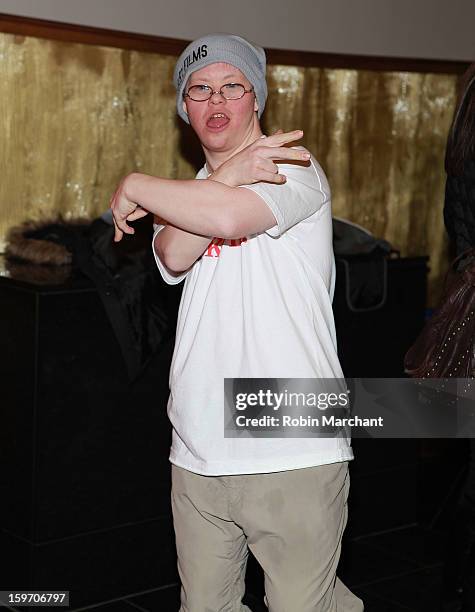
122, 174, 276, 237
153, 224, 212, 276
110, 130, 310, 272
110, 173, 277, 272
154, 131, 309, 272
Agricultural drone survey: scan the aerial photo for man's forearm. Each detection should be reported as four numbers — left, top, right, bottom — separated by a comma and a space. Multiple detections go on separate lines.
125, 172, 239, 238
117, 171, 276, 270
154, 224, 212, 273
124, 171, 276, 240
146, 173, 229, 272
154, 171, 244, 272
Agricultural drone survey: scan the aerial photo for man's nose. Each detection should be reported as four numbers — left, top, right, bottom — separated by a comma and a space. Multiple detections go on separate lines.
209, 91, 226, 103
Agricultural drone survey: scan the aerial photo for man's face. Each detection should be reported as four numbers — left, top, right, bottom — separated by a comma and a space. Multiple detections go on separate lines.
183, 62, 259, 153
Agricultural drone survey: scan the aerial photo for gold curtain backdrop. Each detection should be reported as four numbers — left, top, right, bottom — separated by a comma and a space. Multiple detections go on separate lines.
0, 32, 458, 302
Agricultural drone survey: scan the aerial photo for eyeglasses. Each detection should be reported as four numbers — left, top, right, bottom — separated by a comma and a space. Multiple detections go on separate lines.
183, 83, 254, 102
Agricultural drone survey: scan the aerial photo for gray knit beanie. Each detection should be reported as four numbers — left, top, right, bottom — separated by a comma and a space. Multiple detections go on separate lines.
173, 33, 267, 124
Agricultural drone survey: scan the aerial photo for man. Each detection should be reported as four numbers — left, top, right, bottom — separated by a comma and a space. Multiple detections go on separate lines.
110, 34, 363, 612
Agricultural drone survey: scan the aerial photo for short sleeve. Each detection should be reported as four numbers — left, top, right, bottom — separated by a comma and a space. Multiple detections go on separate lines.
238, 155, 331, 238
152, 223, 191, 285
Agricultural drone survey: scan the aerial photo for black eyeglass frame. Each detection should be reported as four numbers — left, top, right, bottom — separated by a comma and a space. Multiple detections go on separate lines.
183, 83, 255, 102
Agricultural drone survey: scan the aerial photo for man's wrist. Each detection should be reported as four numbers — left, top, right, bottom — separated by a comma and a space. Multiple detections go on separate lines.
208, 168, 236, 188
123, 172, 141, 202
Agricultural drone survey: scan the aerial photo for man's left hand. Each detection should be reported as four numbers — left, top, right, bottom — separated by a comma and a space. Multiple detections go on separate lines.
208, 129, 309, 188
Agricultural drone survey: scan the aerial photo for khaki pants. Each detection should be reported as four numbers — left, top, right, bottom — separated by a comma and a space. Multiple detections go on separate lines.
171, 461, 364, 612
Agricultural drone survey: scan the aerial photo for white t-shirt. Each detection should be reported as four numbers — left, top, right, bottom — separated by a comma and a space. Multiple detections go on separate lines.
152, 154, 354, 475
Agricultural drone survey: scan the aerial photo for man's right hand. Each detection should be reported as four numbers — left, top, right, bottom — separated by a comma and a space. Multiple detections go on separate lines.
208, 129, 311, 187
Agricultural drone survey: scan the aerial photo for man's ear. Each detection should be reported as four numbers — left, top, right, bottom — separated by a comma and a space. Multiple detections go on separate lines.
182, 99, 189, 117
254, 99, 259, 113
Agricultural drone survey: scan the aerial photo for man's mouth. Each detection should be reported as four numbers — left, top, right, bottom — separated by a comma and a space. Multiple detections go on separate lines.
206, 112, 230, 130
